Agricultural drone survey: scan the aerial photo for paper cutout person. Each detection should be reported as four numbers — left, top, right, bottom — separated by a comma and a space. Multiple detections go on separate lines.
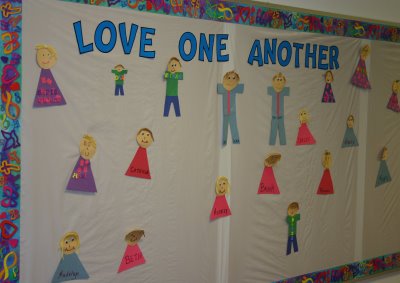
125, 128, 154, 179
317, 150, 334, 194
342, 115, 359, 148
322, 71, 335, 103
118, 229, 146, 273
66, 135, 97, 193
217, 71, 244, 145
268, 73, 289, 145
351, 45, 371, 89
210, 176, 232, 220
34, 44, 66, 107
258, 153, 281, 194
286, 202, 300, 255
375, 147, 392, 187
52, 232, 89, 283
163, 57, 183, 117
296, 109, 316, 145
112, 64, 128, 96
387, 80, 400, 112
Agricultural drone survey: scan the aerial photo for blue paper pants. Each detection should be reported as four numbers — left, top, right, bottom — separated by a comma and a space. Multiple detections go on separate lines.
269, 116, 286, 145
286, 235, 298, 255
164, 96, 181, 117
115, 85, 124, 96
222, 113, 239, 145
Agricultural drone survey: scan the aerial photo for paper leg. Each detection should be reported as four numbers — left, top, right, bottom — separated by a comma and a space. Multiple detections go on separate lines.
278, 117, 286, 145
171, 96, 181, 117
120, 85, 125, 96
293, 236, 298, 253
286, 236, 292, 255
269, 117, 278, 145
222, 115, 229, 146
230, 112, 240, 144
163, 97, 172, 117
114, 85, 119, 96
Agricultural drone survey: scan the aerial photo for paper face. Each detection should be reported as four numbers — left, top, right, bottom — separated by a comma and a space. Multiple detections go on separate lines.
36, 44, 57, 69
79, 135, 97, 160
264, 153, 281, 167
215, 176, 230, 196
136, 128, 154, 149
125, 229, 145, 246
272, 72, 286, 93
222, 71, 240, 91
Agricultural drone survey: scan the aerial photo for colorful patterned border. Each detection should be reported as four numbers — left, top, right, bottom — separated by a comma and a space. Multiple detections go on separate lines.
274, 252, 400, 283
60, 0, 400, 43
0, 0, 22, 282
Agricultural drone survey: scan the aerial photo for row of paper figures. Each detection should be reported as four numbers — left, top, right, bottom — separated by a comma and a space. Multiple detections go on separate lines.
33, 44, 400, 146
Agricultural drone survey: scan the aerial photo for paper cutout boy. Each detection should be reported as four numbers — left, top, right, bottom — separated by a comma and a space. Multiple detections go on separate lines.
52, 232, 89, 283
118, 229, 146, 273
34, 44, 66, 107
375, 147, 392, 188
387, 80, 400, 112
342, 115, 359, 148
125, 128, 154, 179
164, 57, 183, 117
112, 64, 128, 96
322, 71, 335, 103
66, 135, 97, 193
286, 202, 300, 255
317, 150, 334, 195
217, 71, 244, 145
268, 73, 289, 145
296, 109, 316, 145
258, 153, 281, 194
351, 45, 371, 89
210, 176, 232, 221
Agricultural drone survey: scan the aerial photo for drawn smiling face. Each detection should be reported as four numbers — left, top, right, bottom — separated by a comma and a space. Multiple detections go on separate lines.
136, 129, 154, 149
167, 59, 181, 73
216, 178, 229, 196
36, 48, 56, 69
79, 136, 97, 160
62, 235, 79, 255
222, 71, 240, 91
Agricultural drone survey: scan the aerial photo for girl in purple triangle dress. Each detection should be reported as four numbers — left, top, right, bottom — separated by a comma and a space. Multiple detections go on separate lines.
351, 45, 371, 89
34, 44, 66, 107
387, 80, 400, 112
322, 71, 335, 103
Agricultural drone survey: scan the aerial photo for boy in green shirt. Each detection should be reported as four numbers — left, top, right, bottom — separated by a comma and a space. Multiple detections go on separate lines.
112, 64, 128, 96
286, 202, 300, 255
163, 57, 183, 117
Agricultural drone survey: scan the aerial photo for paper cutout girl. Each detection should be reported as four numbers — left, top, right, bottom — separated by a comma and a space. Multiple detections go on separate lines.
322, 71, 335, 103
112, 64, 128, 96
387, 80, 400, 112
118, 229, 146, 273
125, 128, 154, 179
317, 150, 334, 195
34, 44, 66, 107
375, 147, 392, 188
286, 202, 300, 255
52, 232, 89, 283
342, 115, 359, 148
296, 109, 316, 145
210, 176, 232, 221
258, 153, 281, 194
351, 45, 371, 89
217, 71, 244, 145
164, 57, 183, 117
66, 135, 97, 193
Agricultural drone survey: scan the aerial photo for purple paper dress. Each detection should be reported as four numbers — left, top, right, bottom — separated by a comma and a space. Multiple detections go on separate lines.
387, 92, 400, 112
322, 83, 335, 103
351, 57, 371, 89
66, 157, 96, 193
34, 69, 66, 107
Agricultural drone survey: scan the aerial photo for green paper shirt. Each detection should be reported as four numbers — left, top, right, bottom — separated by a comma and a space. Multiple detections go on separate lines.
112, 69, 128, 85
287, 214, 300, 236
165, 71, 183, 96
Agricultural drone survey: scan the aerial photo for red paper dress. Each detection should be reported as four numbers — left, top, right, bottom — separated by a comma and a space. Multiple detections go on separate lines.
125, 147, 151, 179
296, 123, 316, 145
117, 244, 146, 273
317, 169, 334, 194
258, 166, 280, 194
210, 195, 231, 221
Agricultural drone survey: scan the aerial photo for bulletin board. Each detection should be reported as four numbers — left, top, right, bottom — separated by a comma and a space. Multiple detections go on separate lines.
0, 0, 399, 282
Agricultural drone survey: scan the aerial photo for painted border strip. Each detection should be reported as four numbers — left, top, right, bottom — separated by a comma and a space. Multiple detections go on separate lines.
273, 252, 400, 283
0, 0, 22, 282
59, 0, 400, 43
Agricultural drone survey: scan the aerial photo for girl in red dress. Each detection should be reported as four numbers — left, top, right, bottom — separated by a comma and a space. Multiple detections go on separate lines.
296, 109, 316, 145
258, 153, 281, 194
126, 128, 154, 179
210, 176, 232, 221
317, 150, 334, 194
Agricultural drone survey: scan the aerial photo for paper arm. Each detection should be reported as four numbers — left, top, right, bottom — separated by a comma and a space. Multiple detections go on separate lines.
217, 84, 226, 95
235, 84, 244, 94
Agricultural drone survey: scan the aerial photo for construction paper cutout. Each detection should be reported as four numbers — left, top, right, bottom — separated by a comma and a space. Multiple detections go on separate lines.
217, 71, 244, 145
52, 232, 89, 283
342, 115, 359, 148
210, 176, 231, 220
34, 44, 66, 107
387, 80, 400, 112
375, 147, 392, 187
351, 45, 371, 89
112, 64, 128, 96
118, 229, 146, 273
258, 153, 281, 194
322, 71, 335, 103
286, 202, 300, 255
296, 109, 316, 145
164, 57, 183, 117
317, 150, 334, 194
268, 73, 289, 145
66, 135, 97, 193
126, 128, 153, 179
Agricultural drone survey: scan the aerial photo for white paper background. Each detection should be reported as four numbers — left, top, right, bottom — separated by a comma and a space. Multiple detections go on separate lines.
20, 1, 400, 282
